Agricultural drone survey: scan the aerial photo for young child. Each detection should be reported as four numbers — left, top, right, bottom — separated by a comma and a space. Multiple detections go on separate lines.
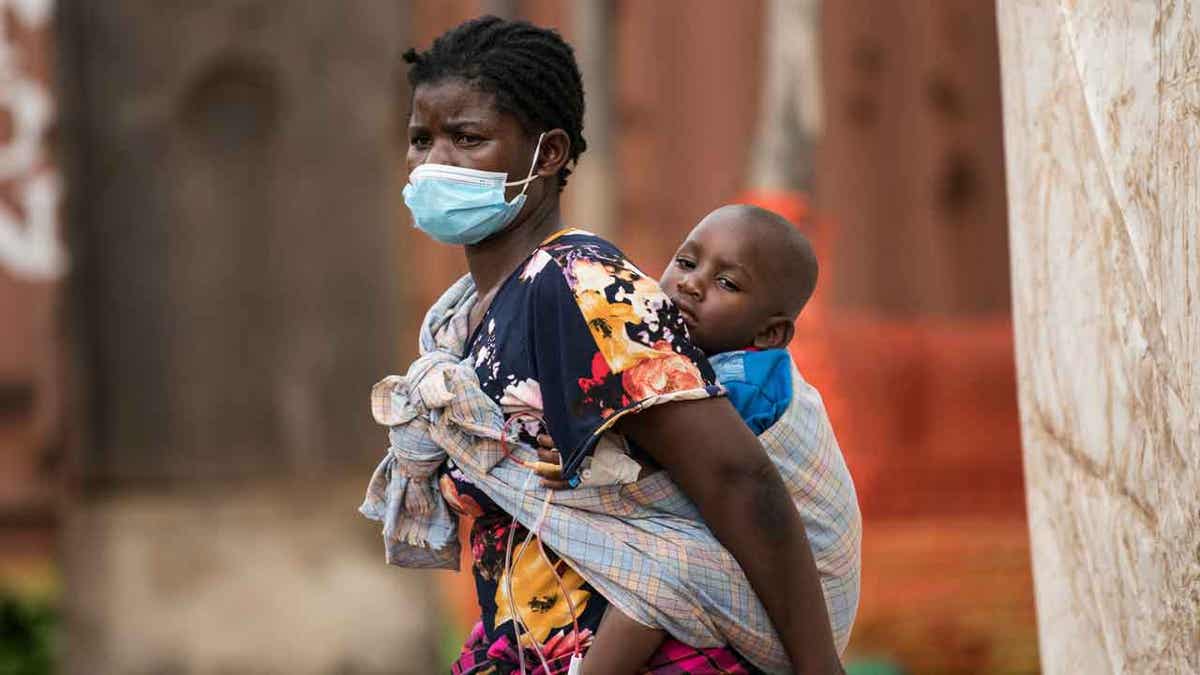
535, 204, 861, 673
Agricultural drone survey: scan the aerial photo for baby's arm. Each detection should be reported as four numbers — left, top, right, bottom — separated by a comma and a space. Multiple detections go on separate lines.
580, 606, 666, 675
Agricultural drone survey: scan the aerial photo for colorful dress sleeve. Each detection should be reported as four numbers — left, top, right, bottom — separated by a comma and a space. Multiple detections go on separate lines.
521, 241, 722, 481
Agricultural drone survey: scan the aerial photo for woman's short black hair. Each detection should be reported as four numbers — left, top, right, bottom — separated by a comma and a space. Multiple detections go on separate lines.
403, 16, 587, 190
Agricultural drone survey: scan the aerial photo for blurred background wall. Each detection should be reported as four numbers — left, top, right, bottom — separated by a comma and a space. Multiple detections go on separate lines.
0, 1, 1037, 673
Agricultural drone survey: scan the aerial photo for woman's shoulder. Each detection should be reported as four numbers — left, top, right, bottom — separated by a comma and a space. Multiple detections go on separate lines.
536, 229, 642, 274
520, 228, 654, 297
540, 227, 625, 252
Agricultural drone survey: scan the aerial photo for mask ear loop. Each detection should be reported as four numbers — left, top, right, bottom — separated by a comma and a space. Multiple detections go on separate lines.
503, 132, 547, 196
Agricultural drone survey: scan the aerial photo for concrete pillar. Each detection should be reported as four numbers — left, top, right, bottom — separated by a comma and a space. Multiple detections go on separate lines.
56, 2, 438, 672
998, 1, 1200, 671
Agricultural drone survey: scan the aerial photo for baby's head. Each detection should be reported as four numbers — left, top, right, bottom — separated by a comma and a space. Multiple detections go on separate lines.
660, 204, 818, 355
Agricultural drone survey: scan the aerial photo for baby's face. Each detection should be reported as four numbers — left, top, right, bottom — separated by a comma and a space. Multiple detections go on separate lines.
660, 213, 776, 355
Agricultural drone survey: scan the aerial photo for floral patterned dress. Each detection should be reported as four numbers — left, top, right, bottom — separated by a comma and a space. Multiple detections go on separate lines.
444, 230, 762, 674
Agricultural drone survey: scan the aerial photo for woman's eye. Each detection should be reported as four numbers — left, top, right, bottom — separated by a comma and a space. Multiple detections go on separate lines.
717, 277, 740, 292
455, 134, 482, 146
675, 257, 695, 270
410, 136, 431, 149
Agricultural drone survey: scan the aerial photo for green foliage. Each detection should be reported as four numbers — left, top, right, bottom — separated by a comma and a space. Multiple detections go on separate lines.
0, 592, 56, 675
439, 618, 469, 671
846, 658, 908, 675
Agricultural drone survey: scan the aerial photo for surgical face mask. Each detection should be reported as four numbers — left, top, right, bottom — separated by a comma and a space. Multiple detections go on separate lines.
402, 133, 546, 245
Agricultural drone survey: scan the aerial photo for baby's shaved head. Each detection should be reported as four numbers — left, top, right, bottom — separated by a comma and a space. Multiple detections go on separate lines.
710, 204, 818, 319
661, 203, 819, 353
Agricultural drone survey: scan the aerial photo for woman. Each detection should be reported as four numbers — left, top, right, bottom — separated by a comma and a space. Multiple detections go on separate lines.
396, 17, 839, 674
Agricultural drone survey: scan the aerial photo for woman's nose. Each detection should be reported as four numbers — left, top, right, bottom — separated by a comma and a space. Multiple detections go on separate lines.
424, 138, 457, 166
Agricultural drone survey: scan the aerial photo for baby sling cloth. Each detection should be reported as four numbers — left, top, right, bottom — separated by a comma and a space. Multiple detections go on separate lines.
360, 275, 858, 672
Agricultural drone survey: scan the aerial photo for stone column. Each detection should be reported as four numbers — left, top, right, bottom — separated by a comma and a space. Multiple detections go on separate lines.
998, 1, 1199, 672
56, 2, 438, 673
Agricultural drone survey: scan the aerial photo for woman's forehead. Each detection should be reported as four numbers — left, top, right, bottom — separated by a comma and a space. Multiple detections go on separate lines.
410, 79, 503, 123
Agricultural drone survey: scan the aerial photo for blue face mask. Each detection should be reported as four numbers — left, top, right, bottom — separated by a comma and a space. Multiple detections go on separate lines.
403, 133, 545, 245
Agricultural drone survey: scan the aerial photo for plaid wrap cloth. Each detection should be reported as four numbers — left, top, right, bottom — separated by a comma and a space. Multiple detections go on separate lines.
360, 275, 860, 673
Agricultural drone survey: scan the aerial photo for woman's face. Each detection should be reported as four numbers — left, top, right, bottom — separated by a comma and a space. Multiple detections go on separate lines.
407, 78, 539, 202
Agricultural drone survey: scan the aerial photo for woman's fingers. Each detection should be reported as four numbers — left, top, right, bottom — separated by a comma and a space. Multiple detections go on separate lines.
531, 460, 562, 479
531, 461, 570, 489
532, 438, 567, 488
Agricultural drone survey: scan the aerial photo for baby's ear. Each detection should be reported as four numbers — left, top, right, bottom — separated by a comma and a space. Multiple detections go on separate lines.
753, 316, 795, 350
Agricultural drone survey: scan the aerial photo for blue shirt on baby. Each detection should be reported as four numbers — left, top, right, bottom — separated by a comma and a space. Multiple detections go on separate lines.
708, 348, 793, 434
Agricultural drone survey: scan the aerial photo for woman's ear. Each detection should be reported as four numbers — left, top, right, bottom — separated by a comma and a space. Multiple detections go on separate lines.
753, 316, 795, 350
536, 129, 571, 178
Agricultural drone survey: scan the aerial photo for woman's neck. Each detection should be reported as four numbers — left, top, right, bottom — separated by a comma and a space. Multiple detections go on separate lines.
465, 196, 563, 297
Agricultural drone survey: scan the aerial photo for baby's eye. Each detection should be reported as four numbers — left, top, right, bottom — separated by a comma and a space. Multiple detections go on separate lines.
717, 277, 740, 292
674, 257, 696, 270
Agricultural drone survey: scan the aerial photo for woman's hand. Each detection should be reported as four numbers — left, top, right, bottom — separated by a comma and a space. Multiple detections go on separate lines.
618, 396, 844, 675
533, 434, 572, 490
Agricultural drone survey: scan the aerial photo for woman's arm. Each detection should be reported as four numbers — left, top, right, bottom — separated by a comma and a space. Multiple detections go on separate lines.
618, 396, 843, 675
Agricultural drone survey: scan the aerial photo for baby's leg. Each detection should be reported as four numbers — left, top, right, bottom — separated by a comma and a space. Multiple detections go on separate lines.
580, 606, 666, 674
